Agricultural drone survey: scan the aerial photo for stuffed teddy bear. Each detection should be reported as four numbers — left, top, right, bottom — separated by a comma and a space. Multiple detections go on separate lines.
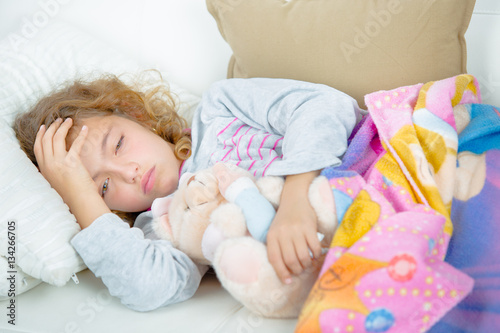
151, 162, 338, 318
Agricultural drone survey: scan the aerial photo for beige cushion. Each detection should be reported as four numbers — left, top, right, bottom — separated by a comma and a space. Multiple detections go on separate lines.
207, 0, 476, 108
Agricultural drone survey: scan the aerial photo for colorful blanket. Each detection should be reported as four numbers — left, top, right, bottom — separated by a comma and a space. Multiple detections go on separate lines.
296, 75, 500, 333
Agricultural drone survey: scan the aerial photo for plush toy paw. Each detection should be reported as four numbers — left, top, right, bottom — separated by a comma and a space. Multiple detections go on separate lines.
209, 202, 248, 238
215, 237, 262, 284
201, 223, 227, 262
213, 237, 285, 315
213, 162, 251, 197
255, 175, 285, 209
213, 237, 319, 318
308, 175, 337, 246
201, 202, 248, 262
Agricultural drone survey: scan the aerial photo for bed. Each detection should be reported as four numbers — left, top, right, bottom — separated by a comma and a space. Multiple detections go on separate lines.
0, 1, 499, 332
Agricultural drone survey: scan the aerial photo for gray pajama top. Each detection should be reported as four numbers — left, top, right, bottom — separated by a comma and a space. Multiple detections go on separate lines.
71, 78, 363, 311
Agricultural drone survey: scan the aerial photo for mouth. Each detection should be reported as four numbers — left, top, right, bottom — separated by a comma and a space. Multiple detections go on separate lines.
141, 166, 156, 194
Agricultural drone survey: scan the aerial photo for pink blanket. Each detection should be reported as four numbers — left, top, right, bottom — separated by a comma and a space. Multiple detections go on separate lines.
296, 75, 492, 333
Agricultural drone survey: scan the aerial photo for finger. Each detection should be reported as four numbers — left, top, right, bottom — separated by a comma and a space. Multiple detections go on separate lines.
34, 124, 46, 165
281, 239, 311, 275
306, 231, 323, 259
63, 125, 89, 170
293, 236, 313, 270
69, 125, 89, 156
280, 237, 305, 276
41, 118, 63, 156
53, 118, 73, 155
267, 237, 292, 284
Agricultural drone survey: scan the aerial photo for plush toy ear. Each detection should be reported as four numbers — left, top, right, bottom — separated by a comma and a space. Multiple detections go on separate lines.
179, 172, 194, 186
158, 214, 173, 240
151, 196, 173, 218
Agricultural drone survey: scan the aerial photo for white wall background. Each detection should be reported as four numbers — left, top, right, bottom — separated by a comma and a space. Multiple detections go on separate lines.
1, 0, 499, 106
0, 0, 232, 96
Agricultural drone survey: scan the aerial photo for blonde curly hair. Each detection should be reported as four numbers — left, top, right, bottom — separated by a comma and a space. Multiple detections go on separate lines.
13, 71, 192, 223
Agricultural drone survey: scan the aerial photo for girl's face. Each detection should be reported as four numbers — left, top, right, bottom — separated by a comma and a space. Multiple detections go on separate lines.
74, 115, 181, 212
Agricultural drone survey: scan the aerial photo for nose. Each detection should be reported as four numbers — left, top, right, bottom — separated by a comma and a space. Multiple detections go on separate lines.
109, 161, 140, 183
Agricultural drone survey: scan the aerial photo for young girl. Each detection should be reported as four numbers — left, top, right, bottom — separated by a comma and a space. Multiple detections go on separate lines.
14, 73, 363, 311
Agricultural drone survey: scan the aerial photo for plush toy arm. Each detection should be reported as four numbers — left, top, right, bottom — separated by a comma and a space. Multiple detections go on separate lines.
224, 177, 276, 243
202, 202, 247, 262
214, 163, 276, 243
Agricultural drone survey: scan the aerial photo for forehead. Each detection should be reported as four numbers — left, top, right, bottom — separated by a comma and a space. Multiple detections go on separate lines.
73, 116, 136, 176
68, 115, 125, 152
67, 115, 110, 146
80, 115, 117, 129
72, 115, 134, 138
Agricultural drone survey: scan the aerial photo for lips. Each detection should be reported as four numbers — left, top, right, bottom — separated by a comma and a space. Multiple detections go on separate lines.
141, 166, 156, 194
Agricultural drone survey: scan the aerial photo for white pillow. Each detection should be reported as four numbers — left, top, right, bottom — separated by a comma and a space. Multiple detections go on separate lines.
0, 19, 200, 297
0, 117, 84, 296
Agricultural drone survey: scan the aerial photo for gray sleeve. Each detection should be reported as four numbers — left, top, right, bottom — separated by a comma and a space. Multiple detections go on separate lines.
189, 78, 364, 176
71, 212, 205, 312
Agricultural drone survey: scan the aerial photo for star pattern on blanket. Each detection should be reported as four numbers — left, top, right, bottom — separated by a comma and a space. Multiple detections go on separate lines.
296, 253, 387, 332
332, 190, 381, 248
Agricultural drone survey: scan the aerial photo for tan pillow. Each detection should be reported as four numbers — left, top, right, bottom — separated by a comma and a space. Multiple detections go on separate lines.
207, 0, 476, 108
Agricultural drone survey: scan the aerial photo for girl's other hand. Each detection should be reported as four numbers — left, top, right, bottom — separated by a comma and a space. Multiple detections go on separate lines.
266, 171, 322, 284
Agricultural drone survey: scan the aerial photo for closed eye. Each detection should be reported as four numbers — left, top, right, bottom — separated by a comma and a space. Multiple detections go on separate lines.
185, 201, 207, 212
115, 136, 124, 154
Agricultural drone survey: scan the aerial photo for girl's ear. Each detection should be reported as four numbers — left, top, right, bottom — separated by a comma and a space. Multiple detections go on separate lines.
151, 196, 173, 217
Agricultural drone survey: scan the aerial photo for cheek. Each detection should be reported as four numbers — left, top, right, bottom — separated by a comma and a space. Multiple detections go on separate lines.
155, 169, 179, 198
108, 190, 152, 213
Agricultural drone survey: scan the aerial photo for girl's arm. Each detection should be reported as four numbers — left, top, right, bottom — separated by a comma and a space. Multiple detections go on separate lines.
190, 78, 363, 176
71, 212, 204, 311
192, 78, 362, 283
267, 170, 322, 284
35, 118, 203, 310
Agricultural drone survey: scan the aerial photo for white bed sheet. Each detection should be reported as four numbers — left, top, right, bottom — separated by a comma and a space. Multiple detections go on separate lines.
0, 270, 297, 333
